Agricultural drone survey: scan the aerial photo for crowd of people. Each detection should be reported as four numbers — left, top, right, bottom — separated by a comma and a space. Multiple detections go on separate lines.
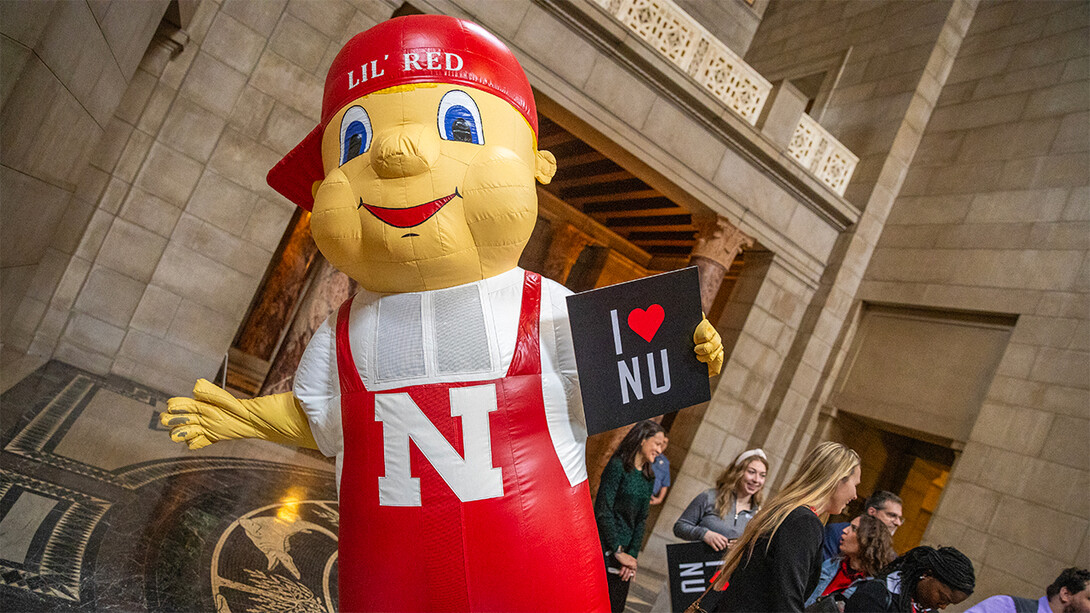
593, 426, 1088, 613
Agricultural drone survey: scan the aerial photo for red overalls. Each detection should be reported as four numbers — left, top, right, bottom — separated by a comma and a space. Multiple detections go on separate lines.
334, 271, 610, 612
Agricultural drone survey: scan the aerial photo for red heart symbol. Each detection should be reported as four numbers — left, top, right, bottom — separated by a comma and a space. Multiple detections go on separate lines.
628, 304, 665, 343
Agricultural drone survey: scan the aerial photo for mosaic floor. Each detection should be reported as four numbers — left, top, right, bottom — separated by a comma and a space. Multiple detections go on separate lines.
0, 360, 674, 613
0, 361, 338, 612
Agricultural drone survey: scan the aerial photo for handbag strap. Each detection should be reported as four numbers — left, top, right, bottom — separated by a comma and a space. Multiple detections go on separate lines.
685, 583, 716, 613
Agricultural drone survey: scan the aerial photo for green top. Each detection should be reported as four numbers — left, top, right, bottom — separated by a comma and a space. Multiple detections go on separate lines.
594, 456, 653, 557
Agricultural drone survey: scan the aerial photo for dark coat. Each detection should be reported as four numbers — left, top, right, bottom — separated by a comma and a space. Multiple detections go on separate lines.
714, 505, 824, 612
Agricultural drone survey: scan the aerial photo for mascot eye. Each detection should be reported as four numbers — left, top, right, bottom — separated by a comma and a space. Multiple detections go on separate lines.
340, 105, 372, 165
437, 90, 483, 144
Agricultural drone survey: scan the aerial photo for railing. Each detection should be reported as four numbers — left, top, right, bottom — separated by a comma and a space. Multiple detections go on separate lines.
593, 0, 771, 125
787, 114, 858, 196
590, 0, 858, 196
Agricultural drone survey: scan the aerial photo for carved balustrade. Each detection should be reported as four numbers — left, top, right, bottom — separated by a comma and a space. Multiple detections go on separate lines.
787, 113, 859, 196
590, 0, 858, 196
593, 0, 771, 125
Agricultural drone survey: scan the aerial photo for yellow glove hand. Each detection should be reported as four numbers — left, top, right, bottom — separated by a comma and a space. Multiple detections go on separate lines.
694, 316, 724, 377
162, 379, 318, 450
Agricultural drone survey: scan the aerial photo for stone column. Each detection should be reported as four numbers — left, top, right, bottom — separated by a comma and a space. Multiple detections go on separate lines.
260, 256, 357, 396
689, 217, 754, 313
542, 222, 595, 286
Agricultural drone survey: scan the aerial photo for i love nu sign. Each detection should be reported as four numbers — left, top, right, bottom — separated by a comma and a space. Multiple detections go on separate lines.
567, 267, 711, 435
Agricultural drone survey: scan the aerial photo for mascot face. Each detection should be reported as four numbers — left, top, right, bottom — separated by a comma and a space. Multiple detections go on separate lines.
267, 15, 556, 293
313, 83, 555, 293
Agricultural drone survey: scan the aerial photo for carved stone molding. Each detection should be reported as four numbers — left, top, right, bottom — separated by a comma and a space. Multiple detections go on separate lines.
689, 217, 753, 312
691, 217, 754, 268
151, 23, 190, 60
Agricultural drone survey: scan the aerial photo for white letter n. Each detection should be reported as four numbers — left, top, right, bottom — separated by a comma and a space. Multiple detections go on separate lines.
374, 384, 504, 506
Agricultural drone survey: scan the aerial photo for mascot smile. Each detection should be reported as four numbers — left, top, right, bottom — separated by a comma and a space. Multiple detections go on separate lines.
359, 190, 460, 230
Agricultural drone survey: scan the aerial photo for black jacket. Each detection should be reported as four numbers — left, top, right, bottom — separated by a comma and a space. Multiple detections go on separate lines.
844, 576, 900, 612
714, 505, 824, 612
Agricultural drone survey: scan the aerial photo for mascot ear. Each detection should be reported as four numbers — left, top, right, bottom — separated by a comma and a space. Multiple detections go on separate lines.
535, 149, 557, 185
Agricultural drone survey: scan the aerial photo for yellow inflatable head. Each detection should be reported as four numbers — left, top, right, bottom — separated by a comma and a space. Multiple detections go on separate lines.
267, 15, 556, 293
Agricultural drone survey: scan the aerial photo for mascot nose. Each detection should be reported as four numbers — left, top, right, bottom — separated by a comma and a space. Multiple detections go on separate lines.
371, 124, 441, 179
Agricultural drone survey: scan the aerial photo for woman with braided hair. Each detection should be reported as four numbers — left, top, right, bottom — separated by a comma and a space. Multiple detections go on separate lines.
844, 545, 975, 612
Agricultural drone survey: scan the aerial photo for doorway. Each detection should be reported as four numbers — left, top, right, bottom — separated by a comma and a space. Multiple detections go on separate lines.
829, 412, 957, 552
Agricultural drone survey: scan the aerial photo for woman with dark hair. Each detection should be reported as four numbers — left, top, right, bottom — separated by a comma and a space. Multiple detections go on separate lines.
844, 545, 975, 612
711, 441, 862, 612
594, 420, 667, 613
674, 448, 769, 551
805, 514, 897, 609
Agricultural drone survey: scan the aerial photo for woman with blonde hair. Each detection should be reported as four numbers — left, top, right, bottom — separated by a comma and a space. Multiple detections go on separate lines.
711, 441, 861, 612
673, 448, 769, 551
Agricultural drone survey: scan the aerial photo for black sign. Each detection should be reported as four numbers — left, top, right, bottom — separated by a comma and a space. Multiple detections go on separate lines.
566, 267, 710, 435
666, 541, 725, 612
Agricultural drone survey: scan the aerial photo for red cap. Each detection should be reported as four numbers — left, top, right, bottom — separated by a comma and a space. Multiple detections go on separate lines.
267, 15, 537, 210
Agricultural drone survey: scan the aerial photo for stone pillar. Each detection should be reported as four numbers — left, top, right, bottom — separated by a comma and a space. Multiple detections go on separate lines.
542, 222, 595, 286
755, 79, 808, 150
259, 256, 356, 396
689, 217, 754, 313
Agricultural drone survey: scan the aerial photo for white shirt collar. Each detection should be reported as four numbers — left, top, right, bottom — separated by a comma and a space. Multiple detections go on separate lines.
352, 267, 525, 390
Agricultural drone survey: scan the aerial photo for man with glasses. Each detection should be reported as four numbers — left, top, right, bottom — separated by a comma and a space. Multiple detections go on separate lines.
822, 490, 904, 560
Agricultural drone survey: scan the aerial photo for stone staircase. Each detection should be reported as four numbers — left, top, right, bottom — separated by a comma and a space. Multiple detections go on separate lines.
625, 565, 669, 613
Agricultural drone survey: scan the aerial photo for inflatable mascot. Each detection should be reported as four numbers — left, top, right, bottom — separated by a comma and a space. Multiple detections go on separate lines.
163, 14, 724, 612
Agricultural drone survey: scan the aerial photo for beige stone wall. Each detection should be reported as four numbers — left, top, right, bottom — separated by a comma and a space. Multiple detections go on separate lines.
747, 0, 978, 209
5, 0, 401, 394
860, 0, 1089, 600
1, 0, 169, 348
723, 0, 978, 475
641, 251, 817, 573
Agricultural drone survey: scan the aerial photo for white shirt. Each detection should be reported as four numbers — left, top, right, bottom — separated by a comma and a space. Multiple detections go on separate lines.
293, 267, 588, 489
